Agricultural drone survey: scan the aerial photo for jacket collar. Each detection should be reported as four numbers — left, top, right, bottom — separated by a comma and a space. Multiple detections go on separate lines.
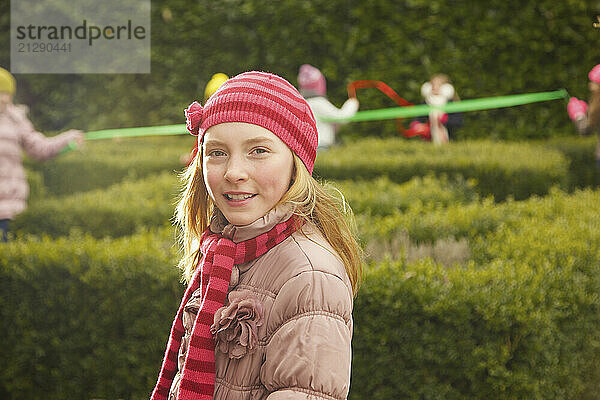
209, 204, 294, 243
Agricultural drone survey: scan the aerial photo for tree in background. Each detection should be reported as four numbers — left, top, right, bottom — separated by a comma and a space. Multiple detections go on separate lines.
0, 0, 598, 139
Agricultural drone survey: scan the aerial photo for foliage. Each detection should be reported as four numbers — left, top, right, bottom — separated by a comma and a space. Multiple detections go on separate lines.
0, 228, 182, 400
1, 0, 598, 139
315, 137, 569, 200
24, 136, 191, 196
13, 171, 179, 238
333, 174, 478, 216
16, 171, 476, 239
2, 112, 600, 398
352, 188, 600, 399
541, 135, 600, 189
3, 189, 600, 399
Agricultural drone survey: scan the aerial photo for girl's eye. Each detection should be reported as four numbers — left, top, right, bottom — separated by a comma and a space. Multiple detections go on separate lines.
252, 147, 268, 155
208, 150, 226, 157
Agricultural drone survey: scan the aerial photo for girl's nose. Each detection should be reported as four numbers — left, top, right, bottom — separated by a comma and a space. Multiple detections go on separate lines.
223, 156, 249, 182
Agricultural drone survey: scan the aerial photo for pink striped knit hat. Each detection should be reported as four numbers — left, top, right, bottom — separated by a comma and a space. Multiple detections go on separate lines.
185, 71, 319, 174
297, 64, 326, 96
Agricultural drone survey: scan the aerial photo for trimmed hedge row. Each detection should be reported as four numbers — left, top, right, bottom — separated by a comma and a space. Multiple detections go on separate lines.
16, 172, 477, 239
542, 136, 600, 189
0, 228, 182, 400
25, 136, 191, 196
13, 171, 180, 238
358, 186, 596, 250
335, 174, 478, 216
26, 136, 598, 204
315, 138, 569, 201
2, 189, 600, 399
357, 187, 596, 264
5, 136, 600, 399
358, 197, 517, 250
352, 188, 600, 400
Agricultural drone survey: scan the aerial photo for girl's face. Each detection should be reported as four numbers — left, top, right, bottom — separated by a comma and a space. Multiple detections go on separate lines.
202, 122, 294, 226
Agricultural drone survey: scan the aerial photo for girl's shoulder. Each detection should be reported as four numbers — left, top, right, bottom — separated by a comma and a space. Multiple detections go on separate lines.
250, 223, 352, 297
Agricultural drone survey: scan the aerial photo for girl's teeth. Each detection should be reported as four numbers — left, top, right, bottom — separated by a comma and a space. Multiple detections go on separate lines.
226, 194, 254, 201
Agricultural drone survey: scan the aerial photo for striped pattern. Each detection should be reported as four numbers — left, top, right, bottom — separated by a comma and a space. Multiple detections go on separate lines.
195, 71, 318, 174
151, 215, 297, 400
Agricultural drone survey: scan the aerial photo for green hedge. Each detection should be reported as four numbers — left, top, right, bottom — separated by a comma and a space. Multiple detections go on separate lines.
14, 171, 180, 238
3, 1, 594, 141
25, 136, 191, 196
352, 188, 600, 399
357, 187, 600, 265
358, 197, 516, 250
315, 138, 569, 201
542, 136, 600, 190
0, 228, 182, 400
3, 189, 600, 399
16, 172, 477, 239
25, 169, 47, 203
335, 174, 478, 216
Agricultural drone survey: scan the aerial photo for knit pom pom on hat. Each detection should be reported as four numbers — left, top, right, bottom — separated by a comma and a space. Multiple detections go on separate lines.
184, 71, 319, 174
589, 64, 600, 85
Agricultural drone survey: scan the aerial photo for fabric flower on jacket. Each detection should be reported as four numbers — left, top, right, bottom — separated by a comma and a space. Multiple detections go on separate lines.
185, 101, 203, 136
211, 290, 264, 359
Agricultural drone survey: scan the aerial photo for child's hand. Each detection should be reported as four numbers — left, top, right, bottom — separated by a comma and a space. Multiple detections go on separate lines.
567, 97, 588, 121
62, 129, 85, 149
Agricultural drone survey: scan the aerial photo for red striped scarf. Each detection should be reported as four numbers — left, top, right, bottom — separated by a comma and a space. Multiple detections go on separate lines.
151, 215, 297, 400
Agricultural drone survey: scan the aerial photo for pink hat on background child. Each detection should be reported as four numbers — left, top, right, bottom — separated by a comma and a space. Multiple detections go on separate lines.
297, 64, 326, 96
589, 64, 600, 84
185, 71, 319, 173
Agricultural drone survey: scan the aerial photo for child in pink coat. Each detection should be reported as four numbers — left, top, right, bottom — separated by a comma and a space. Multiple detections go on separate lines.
0, 67, 83, 241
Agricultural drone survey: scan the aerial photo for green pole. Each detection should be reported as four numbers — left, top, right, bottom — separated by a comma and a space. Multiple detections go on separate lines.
321, 89, 569, 122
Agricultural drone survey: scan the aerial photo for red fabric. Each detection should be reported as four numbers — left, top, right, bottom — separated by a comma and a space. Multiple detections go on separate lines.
184, 71, 318, 174
567, 97, 588, 121
405, 120, 431, 140
151, 215, 297, 400
185, 102, 203, 136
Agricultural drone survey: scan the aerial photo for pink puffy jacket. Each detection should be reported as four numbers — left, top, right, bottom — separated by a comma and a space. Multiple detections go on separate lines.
0, 104, 79, 220
169, 206, 354, 399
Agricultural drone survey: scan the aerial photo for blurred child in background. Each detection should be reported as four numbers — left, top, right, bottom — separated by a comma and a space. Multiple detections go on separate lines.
410, 73, 463, 143
297, 64, 359, 149
0, 67, 83, 241
568, 64, 600, 167
151, 71, 361, 400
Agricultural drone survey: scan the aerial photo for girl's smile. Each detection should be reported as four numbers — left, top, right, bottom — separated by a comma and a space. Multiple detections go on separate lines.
202, 122, 294, 226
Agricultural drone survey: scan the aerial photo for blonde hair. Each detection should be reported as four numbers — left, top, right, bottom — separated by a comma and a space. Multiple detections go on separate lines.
431, 73, 460, 101
175, 150, 362, 296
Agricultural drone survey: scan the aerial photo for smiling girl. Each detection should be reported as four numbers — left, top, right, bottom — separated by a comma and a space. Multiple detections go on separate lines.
151, 71, 362, 400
